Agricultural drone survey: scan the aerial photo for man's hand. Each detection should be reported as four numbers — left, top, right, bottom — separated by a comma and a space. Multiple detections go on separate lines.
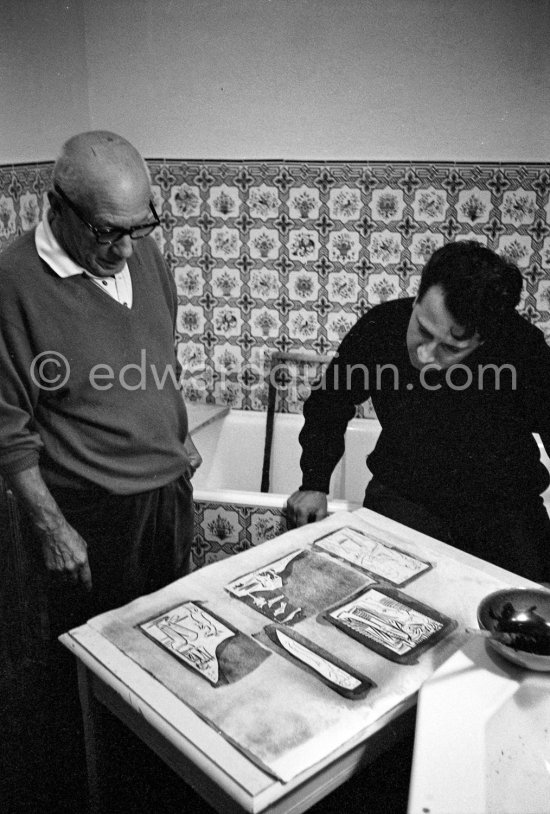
40, 521, 92, 590
6, 465, 92, 590
285, 490, 328, 528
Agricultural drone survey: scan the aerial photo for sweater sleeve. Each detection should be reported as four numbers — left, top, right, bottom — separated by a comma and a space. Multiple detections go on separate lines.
522, 324, 550, 454
0, 311, 44, 476
299, 312, 376, 492
0, 238, 49, 475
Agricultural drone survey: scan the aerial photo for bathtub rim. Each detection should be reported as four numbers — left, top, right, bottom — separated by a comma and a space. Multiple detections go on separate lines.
193, 486, 360, 514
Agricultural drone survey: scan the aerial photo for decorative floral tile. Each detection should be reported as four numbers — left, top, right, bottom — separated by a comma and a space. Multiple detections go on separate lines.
202, 507, 240, 545
211, 266, 242, 297
192, 500, 288, 569
288, 228, 320, 262
211, 342, 242, 373
288, 269, 321, 301
212, 305, 242, 337
327, 270, 359, 304
169, 183, 201, 217
371, 188, 406, 223
412, 187, 448, 223
178, 304, 206, 336
18, 192, 41, 231
173, 225, 202, 259
501, 190, 536, 225
457, 188, 492, 224
249, 267, 280, 298
328, 186, 362, 221
212, 380, 244, 408
248, 185, 280, 219
366, 271, 400, 305
369, 231, 403, 266
250, 307, 280, 339
0, 196, 16, 239
208, 184, 240, 218
178, 340, 207, 372
328, 229, 360, 263
249, 228, 281, 260
289, 186, 321, 220
288, 308, 319, 340
249, 510, 287, 547
534, 280, 550, 314
498, 234, 533, 268
210, 227, 241, 259
327, 312, 355, 342
410, 232, 444, 265
174, 265, 204, 297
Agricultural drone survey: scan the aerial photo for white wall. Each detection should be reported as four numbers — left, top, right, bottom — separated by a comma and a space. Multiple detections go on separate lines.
2, 0, 549, 163
0, 0, 91, 163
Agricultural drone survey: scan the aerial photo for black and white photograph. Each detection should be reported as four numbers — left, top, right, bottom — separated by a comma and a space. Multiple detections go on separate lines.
1, 2, 549, 812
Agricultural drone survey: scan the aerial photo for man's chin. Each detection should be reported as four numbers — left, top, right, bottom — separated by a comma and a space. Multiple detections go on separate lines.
418, 361, 443, 373
95, 263, 123, 277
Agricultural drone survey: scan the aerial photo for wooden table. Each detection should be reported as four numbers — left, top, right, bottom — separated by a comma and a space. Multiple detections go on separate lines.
61, 508, 538, 813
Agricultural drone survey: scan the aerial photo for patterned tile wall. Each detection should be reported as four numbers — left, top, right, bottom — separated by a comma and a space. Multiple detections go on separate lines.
2, 159, 550, 570
192, 499, 287, 570
1, 160, 550, 414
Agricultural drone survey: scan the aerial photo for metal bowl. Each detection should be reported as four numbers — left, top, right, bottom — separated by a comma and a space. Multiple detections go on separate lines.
477, 587, 550, 671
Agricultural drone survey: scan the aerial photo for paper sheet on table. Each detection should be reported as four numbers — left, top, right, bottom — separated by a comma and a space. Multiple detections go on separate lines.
89, 511, 515, 782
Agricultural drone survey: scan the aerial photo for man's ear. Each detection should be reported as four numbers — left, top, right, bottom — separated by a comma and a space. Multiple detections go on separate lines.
47, 189, 61, 214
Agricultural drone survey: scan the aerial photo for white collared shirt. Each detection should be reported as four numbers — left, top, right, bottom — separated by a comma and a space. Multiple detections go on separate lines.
35, 214, 133, 308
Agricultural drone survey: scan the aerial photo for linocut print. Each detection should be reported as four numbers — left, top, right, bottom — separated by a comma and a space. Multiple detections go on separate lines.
261, 624, 375, 700
313, 525, 432, 586
325, 585, 455, 664
225, 548, 369, 624
139, 600, 270, 686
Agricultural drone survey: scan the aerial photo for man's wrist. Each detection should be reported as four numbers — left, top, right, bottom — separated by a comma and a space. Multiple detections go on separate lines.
6, 466, 67, 535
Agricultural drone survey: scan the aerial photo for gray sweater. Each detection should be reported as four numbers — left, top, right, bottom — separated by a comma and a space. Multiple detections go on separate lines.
0, 231, 189, 494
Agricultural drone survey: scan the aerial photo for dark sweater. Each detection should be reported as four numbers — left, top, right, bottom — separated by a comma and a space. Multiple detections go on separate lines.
0, 230, 189, 494
300, 298, 550, 518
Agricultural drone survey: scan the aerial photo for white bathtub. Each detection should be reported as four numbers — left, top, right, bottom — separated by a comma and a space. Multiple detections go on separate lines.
189, 408, 550, 570
191, 408, 550, 512
191, 409, 379, 511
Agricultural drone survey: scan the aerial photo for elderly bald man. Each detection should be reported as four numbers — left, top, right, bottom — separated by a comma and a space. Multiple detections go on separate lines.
0, 131, 200, 631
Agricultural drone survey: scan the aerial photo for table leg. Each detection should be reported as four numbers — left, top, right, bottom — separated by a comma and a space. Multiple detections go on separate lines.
77, 660, 102, 814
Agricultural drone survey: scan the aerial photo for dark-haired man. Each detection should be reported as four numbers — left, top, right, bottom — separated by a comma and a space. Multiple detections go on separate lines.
286, 241, 550, 582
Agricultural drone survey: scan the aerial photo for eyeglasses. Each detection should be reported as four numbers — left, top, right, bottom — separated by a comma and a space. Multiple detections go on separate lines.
54, 183, 160, 245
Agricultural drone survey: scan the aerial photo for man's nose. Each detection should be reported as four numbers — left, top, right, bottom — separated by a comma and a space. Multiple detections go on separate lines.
112, 235, 134, 258
417, 341, 437, 364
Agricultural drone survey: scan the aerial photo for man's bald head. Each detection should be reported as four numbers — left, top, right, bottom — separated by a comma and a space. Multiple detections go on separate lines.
48, 131, 156, 277
52, 131, 151, 210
